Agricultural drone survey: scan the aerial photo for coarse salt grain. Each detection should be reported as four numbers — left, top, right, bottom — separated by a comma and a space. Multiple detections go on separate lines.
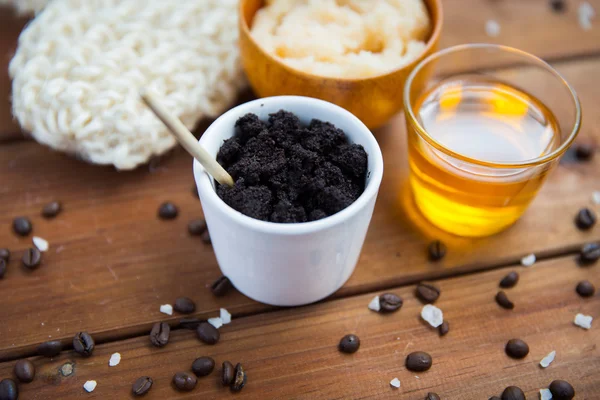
421, 304, 443, 328
390, 378, 401, 388
159, 304, 173, 315
485, 20, 501, 37
539, 350, 556, 368
578, 2, 596, 31
83, 380, 97, 393
33, 236, 49, 252
220, 308, 231, 324
574, 313, 593, 329
208, 317, 223, 329
108, 352, 121, 367
592, 191, 600, 205
539, 388, 553, 400
521, 253, 536, 267
368, 296, 380, 312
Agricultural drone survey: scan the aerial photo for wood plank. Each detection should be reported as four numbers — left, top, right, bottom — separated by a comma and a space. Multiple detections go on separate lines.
0, 256, 597, 399
0, 56, 599, 360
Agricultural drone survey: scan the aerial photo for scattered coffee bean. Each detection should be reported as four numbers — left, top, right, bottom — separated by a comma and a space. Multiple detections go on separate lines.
201, 230, 212, 244
211, 276, 233, 297
549, 0, 566, 12
495, 291, 514, 310
0, 379, 18, 400
574, 143, 594, 161
338, 334, 360, 354
149, 322, 170, 347
406, 351, 432, 372
222, 361, 235, 386
172, 372, 197, 392
73, 332, 95, 357
425, 393, 440, 400
416, 282, 441, 304
192, 356, 215, 377
174, 297, 196, 314
0, 248, 9, 262
196, 322, 220, 345
576, 280, 595, 297
37, 340, 62, 357
575, 207, 596, 230
501, 386, 525, 400
158, 202, 178, 219
549, 380, 575, 400
379, 293, 403, 312
439, 320, 450, 336
42, 201, 62, 218
499, 271, 519, 288
505, 339, 529, 359
22, 248, 41, 270
179, 318, 202, 330
13, 359, 35, 383
188, 219, 207, 236
0, 259, 6, 279
132, 376, 153, 397
13, 217, 32, 236
428, 240, 447, 261
580, 242, 600, 265
231, 363, 247, 392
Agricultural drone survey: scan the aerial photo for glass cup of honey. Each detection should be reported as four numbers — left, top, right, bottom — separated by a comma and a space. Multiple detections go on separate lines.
403, 44, 582, 237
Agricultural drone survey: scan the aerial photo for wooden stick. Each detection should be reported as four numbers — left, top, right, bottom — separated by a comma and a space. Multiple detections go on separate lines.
140, 90, 234, 187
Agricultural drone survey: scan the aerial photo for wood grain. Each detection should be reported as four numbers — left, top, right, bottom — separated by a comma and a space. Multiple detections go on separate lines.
0, 256, 597, 399
0, 56, 599, 360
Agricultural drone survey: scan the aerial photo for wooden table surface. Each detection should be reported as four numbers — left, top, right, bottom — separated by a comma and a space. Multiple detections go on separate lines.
0, 1, 599, 399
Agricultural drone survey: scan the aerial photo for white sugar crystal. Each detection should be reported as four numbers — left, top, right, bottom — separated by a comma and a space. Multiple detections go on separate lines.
83, 380, 97, 393
521, 253, 536, 267
592, 191, 600, 205
485, 20, 501, 37
159, 304, 173, 315
368, 296, 380, 312
578, 2, 596, 31
208, 317, 223, 329
220, 308, 232, 324
33, 236, 49, 252
574, 313, 593, 329
421, 304, 443, 328
539, 388, 553, 400
390, 378, 401, 388
109, 352, 121, 367
539, 350, 556, 368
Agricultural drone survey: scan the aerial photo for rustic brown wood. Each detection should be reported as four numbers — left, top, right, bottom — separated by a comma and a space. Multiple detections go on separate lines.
0, 256, 597, 399
0, 56, 599, 360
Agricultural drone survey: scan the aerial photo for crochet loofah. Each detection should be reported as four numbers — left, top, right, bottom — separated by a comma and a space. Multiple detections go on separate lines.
10, 0, 245, 169
0, 0, 48, 14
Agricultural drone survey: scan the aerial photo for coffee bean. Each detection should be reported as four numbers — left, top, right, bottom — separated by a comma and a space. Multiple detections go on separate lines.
405, 351, 432, 372
416, 282, 441, 304
379, 293, 403, 312
172, 372, 197, 392
439, 320, 450, 336
180, 318, 202, 330
13, 217, 32, 236
158, 202, 178, 219
576, 280, 595, 297
549, 380, 575, 400
191, 356, 215, 377
22, 248, 41, 270
201, 230, 212, 244
196, 322, 220, 345
0, 379, 18, 400
0, 248, 9, 262
574, 143, 593, 161
149, 322, 170, 347
231, 363, 247, 392
73, 332, 95, 357
505, 339, 529, 359
499, 271, 519, 288
211, 276, 232, 297
132, 376, 153, 396
37, 340, 62, 357
549, 0, 566, 13
13, 359, 35, 383
188, 219, 207, 236
495, 291, 514, 310
338, 334, 360, 354
42, 202, 62, 218
0, 259, 6, 279
501, 386, 525, 400
575, 208, 596, 230
221, 361, 234, 386
428, 240, 446, 261
174, 297, 196, 314
425, 393, 440, 400
580, 243, 600, 265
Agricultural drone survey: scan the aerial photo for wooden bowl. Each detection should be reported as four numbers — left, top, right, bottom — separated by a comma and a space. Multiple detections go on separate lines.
239, 0, 443, 129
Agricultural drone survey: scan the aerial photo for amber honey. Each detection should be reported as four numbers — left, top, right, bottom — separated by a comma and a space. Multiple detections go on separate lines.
407, 76, 561, 236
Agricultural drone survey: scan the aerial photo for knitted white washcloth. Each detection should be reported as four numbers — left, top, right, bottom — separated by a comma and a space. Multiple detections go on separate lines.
10, 0, 245, 169
0, 0, 48, 14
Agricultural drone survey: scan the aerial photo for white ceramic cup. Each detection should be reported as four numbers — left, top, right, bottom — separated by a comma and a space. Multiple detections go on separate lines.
193, 96, 384, 306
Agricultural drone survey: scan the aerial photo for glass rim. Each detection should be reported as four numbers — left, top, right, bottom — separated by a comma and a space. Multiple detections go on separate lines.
403, 43, 582, 168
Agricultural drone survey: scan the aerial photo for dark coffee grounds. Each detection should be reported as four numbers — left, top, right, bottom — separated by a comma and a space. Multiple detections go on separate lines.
216, 111, 368, 223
